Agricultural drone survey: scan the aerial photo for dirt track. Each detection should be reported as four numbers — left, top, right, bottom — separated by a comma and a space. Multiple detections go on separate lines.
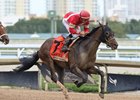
0, 88, 140, 100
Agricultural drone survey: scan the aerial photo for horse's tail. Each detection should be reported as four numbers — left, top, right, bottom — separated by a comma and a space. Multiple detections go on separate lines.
13, 51, 39, 72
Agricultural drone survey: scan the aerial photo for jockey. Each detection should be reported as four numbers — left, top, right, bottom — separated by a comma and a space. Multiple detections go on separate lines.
61, 10, 90, 52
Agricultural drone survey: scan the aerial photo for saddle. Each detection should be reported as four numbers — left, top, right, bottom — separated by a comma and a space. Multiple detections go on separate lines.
50, 35, 79, 62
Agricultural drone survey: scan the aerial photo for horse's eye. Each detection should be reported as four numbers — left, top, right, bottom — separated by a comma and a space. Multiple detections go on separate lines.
105, 32, 109, 36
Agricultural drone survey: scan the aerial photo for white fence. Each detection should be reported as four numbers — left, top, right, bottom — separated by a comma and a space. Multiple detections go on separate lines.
0, 44, 140, 61
0, 44, 40, 58
0, 44, 140, 92
97, 45, 140, 61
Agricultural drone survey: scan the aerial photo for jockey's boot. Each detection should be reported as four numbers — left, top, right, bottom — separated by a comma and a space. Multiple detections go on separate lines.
61, 36, 72, 52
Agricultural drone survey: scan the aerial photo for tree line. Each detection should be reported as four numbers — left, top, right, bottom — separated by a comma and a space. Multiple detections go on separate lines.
6, 18, 140, 38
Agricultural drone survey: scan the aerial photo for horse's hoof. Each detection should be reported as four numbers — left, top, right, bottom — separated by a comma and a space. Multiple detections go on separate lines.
99, 93, 104, 99
65, 95, 71, 100
77, 83, 82, 88
74, 80, 78, 85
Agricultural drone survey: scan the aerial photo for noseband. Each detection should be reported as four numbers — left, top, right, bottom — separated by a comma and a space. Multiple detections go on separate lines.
0, 34, 8, 39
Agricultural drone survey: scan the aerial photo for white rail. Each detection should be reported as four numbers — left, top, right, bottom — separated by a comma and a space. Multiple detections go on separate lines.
0, 44, 140, 61
97, 45, 140, 61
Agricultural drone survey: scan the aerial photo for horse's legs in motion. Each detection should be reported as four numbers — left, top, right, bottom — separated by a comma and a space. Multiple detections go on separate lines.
88, 66, 105, 98
70, 64, 88, 87
55, 66, 64, 84
95, 67, 105, 98
43, 58, 70, 100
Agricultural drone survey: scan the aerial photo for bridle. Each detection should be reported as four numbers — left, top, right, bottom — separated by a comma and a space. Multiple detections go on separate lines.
0, 34, 8, 39
100, 25, 115, 47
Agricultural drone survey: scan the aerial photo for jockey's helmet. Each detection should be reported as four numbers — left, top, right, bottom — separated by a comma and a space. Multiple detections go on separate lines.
80, 10, 90, 22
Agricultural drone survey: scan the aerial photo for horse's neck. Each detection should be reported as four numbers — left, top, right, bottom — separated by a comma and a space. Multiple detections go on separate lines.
76, 28, 102, 57
91, 27, 102, 42
88, 39, 100, 56
86, 28, 102, 55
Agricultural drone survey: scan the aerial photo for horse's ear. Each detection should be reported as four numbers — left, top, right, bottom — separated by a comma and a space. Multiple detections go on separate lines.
106, 22, 108, 26
97, 20, 102, 26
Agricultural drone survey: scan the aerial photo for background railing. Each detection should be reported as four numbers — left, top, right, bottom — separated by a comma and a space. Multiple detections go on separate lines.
97, 45, 140, 61
0, 44, 140, 61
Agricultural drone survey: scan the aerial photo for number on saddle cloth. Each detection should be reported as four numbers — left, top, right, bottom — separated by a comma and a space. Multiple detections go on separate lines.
53, 40, 60, 53
50, 35, 80, 61
52, 35, 65, 53
52, 35, 78, 54
50, 35, 79, 56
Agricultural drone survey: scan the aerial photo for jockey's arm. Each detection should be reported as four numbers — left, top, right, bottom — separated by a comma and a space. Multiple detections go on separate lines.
79, 22, 90, 37
69, 23, 80, 34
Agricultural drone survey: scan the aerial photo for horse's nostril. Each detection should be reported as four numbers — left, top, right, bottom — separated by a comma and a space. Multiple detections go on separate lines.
114, 44, 118, 49
6, 39, 9, 44
116, 44, 118, 47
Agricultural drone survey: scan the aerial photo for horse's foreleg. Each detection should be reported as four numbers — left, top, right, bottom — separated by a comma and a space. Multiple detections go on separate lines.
86, 66, 105, 98
70, 65, 88, 87
93, 67, 105, 99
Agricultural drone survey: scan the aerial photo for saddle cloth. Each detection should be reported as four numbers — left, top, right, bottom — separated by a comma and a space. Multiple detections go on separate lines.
50, 35, 68, 62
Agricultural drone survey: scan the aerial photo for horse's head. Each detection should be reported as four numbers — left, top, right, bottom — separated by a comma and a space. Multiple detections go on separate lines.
0, 22, 9, 44
99, 23, 118, 50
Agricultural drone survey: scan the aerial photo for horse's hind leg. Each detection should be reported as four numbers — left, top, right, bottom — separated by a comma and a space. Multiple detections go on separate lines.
43, 59, 70, 100
55, 66, 64, 84
74, 71, 88, 87
70, 65, 88, 87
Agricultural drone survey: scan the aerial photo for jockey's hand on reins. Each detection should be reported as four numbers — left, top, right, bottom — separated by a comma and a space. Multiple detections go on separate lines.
79, 31, 87, 37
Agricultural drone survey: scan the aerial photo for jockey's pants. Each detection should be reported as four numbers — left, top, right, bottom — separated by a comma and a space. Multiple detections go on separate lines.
62, 19, 80, 38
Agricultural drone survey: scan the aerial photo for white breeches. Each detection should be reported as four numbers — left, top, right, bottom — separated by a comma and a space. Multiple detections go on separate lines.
62, 19, 81, 38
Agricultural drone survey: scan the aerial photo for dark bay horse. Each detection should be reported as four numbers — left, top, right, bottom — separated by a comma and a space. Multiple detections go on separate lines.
0, 22, 9, 44
14, 23, 118, 99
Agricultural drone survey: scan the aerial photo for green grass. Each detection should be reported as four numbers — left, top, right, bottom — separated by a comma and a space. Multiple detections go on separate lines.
41, 74, 99, 93
64, 83, 98, 93
44, 83, 98, 93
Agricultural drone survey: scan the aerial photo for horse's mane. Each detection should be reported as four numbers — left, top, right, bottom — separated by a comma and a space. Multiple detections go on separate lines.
76, 26, 101, 45
79, 26, 100, 41
87, 26, 100, 37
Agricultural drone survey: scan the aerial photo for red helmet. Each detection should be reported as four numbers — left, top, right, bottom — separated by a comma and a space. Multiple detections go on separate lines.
80, 10, 90, 19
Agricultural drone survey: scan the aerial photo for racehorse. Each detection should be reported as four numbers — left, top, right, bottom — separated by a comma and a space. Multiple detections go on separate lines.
14, 22, 118, 99
0, 22, 9, 44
